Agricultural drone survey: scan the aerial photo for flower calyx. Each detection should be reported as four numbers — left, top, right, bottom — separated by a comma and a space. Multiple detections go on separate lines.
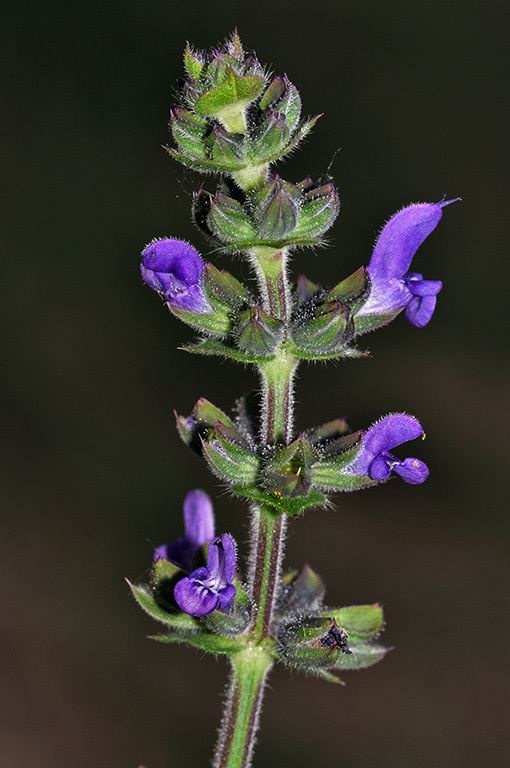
287, 269, 370, 360
234, 304, 284, 359
194, 174, 339, 252
274, 591, 389, 680
277, 563, 326, 615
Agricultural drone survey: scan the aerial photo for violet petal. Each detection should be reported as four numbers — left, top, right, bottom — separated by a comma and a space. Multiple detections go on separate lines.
140, 238, 212, 313
174, 577, 220, 617
183, 490, 215, 547
405, 294, 437, 327
393, 457, 429, 484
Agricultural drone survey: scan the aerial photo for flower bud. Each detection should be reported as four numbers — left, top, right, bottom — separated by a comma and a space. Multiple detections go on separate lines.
251, 108, 291, 162
292, 181, 340, 241
278, 564, 325, 614
140, 238, 212, 313
170, 108, 209, 162
207, 124, 246, 167
195, 189, 257, 246
235, 305, 283, 358
254, 177, 300, 240
258, 75, 301, 132
202, 422, 260, 485
290, 299, 352, 359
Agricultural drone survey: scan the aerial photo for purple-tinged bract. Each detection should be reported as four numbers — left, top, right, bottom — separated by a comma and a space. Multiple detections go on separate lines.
358, 199, 458, 327
154, 489, 215, 572
347, 414, 429, 485
140, 238, 212, 313
174, 534, 237, 617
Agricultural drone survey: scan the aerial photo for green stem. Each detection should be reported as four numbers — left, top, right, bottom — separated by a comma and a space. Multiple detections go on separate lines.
232, 163, 268, 192
250, 505, 287, 642
213, 645, 274, 768
212, 236, 297, 767
258, 351, 297, 446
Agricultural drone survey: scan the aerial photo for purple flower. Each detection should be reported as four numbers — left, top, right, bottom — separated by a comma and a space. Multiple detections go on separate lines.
174, 534, 237, 617
154, 489, 215, 572
358, 199, 458, 327
347, 414, 429, 484
140, 238, 212, 313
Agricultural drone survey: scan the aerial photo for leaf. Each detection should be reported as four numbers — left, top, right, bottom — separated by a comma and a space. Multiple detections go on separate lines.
314, 669, 346, 685
127, 581, 203, 632
334, 643, 390, 669
319, 604, 384, 643
167, 149, 247, 174
195, 68, 265, 118
288, 343, 369, 361
150, 632, 245, 655
232, 482, 326, 517
183, 338, 277, 363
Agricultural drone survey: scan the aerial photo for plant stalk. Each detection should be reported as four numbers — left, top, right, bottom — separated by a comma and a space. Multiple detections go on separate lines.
213, 645, 273, 768
212, 238, 297, 767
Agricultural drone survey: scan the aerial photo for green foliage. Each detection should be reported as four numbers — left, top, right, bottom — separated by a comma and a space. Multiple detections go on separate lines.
318, 603, 384, 643
151, 632, 245, 655
128, 581, 202, 632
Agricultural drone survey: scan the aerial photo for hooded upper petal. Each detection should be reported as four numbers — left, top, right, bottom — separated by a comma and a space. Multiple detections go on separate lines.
153, 490, 215, 571
368, 203, 446, 281
183, 490, 215, 547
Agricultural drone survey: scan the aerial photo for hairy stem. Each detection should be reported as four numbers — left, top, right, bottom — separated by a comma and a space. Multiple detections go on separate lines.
213, 239, 296, 767
249, 505, 287, 642
213, 645, 273, 768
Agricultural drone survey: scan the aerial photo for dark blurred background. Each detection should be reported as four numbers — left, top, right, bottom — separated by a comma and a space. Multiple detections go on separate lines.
1, 0, 509, 766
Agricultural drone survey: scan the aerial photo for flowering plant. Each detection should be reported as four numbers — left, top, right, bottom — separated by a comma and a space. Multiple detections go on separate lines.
129, 31, 456, 767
